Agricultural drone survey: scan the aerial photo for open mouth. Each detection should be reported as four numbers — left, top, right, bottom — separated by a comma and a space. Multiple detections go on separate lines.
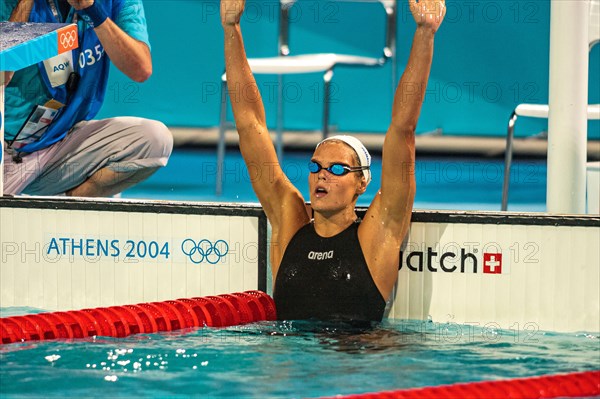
314, 186, 328, 198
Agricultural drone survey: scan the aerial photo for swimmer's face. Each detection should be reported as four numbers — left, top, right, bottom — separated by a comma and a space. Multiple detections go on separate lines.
309, 141, 367, 213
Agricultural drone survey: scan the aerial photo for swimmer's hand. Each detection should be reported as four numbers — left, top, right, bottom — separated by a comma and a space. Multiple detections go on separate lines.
221, 0, 245, 26
409, 0, 446, 33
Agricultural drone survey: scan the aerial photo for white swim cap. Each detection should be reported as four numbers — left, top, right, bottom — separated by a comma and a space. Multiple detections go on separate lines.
316, 135, 372, 184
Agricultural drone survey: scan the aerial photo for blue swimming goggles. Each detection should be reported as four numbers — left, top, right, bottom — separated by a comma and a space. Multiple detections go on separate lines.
308, 161, 370, 176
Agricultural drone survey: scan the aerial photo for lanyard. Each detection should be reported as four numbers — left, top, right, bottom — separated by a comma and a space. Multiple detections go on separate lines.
46, 0, 77, 23
47, 0, 60, 20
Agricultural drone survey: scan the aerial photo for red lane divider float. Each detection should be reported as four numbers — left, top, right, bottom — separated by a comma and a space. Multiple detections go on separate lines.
0, 290, 276, 344
325, 370, 600, 399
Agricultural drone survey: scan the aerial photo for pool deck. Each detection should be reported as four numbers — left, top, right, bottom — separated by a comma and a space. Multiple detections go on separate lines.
170, 127, 600, 159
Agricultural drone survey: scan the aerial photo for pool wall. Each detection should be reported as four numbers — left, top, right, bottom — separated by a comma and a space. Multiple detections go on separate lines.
387, 211, 600, 333
0, 198, 268, 311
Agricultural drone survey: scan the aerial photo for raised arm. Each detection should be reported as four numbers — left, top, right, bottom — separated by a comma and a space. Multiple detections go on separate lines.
384, 0, 444, 216
367, 0, 445, 227
220, 0, 307, 230
360, 0, 445, 298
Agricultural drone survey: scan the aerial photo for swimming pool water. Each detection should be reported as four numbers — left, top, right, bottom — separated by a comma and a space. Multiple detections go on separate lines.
0, 317, 597, 398
122, 149, 547, 212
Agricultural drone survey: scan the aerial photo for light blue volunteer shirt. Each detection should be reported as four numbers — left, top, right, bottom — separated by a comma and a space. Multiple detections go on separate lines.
0, 0, 151, 141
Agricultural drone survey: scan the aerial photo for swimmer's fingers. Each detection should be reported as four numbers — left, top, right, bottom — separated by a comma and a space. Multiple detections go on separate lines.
408, 0, 446, 32
220, 0, 246, 27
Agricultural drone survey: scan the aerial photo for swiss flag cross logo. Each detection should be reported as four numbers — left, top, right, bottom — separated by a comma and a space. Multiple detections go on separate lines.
483, 253, 502, 274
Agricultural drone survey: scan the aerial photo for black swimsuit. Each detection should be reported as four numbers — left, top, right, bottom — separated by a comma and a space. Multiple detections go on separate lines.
273, 221, 386, 322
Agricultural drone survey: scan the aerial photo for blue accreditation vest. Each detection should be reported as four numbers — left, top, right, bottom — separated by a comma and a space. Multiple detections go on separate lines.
18, 0, 124, 153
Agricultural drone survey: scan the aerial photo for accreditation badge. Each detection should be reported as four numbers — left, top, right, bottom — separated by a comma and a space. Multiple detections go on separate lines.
43, 51, 75, 88
14, 105, 60, 145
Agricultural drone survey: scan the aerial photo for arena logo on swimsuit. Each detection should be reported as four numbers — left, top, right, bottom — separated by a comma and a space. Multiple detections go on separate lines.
308, 250, 334, 261
399, 247, 503, 274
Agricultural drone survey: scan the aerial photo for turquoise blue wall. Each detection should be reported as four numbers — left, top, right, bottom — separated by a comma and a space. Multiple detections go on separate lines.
98, 0, 600, 139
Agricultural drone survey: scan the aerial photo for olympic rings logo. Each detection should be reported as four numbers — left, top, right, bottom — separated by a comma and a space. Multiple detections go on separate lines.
60, 31, 77, 48
181, 239, 229, 264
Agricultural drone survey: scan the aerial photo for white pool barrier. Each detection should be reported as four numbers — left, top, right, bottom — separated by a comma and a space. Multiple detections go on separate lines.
0, 198, 268, 311
388, 210, 599, 334
1, 197, 598, 333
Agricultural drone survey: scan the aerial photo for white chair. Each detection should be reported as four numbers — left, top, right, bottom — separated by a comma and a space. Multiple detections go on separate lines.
216, 0, 397, 195
501, 0, 600, 211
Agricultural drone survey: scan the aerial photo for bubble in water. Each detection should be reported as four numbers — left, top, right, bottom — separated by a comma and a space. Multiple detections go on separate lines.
104, 375, 118, 382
